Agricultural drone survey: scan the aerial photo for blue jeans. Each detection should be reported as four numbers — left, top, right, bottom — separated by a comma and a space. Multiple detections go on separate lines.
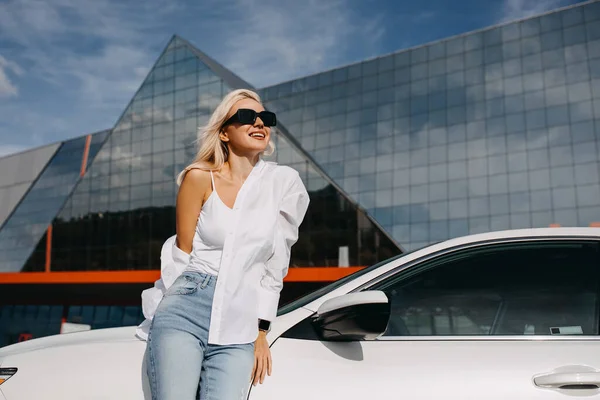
146, 271, 255, 400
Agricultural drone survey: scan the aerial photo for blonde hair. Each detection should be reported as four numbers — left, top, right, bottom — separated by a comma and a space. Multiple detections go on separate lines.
176, 89, 275, 185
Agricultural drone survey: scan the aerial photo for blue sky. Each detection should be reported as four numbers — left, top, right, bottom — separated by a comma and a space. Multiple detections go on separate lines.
0, 0, 585, 156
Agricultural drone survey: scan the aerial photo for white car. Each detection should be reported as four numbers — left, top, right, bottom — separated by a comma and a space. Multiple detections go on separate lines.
2, 227, 600, 399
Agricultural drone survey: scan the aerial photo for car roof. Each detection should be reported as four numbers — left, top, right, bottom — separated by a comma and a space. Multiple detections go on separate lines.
424, 227, 600, 250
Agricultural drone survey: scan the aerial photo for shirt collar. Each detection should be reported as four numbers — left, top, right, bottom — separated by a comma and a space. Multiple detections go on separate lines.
254, 158, 266, 173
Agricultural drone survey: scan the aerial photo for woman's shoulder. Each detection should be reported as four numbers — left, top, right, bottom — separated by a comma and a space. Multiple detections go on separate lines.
179, 167, 212, 189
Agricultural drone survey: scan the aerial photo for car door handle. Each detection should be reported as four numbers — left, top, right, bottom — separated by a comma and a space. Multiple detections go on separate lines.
534, 372, 600, 389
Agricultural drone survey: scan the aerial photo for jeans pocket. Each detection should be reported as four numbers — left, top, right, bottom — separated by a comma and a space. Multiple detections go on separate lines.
166, 274, 200, 296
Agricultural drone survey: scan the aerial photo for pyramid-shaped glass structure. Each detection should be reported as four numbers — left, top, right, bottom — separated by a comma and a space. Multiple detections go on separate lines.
15, 35, 399, 273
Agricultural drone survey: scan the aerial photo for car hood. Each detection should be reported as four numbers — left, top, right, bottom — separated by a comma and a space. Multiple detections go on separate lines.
0, 326, 140, 359
0, 306, 314, 361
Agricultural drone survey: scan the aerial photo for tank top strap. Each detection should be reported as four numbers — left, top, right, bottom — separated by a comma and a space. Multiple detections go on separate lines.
209, 170, 216, 192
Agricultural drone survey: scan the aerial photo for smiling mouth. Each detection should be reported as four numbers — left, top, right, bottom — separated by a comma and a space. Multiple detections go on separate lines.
249, 132, 266, 139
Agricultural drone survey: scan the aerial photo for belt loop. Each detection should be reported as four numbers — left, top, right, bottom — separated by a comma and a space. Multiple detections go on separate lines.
200, 273, 211, 289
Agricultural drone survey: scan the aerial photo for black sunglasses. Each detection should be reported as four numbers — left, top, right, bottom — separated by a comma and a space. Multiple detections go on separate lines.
223, 109, 277, 128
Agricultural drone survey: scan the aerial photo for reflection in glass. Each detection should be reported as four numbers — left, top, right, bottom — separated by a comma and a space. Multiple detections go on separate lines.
13, 38, 401, 273
3, 4, 599, 258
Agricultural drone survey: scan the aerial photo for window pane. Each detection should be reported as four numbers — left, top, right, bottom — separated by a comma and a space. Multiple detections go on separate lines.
375, 241, 600, 336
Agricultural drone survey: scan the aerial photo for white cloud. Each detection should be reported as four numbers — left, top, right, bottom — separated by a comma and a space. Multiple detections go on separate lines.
0, 55, 23, 97
0, 144, 27, 157
0, 0, 173, 109
498, 0, 569, 22
0, 0, 180, 151
193, 0, 386, 86
0, 0, 386, 151
0, 100, 70, 150
64, 44, 153, 108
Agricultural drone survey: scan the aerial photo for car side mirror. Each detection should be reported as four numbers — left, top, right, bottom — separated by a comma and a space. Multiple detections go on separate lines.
312, 291, 390, 341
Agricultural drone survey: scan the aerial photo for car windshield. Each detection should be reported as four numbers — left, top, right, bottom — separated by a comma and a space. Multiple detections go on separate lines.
277, 251, 411, 316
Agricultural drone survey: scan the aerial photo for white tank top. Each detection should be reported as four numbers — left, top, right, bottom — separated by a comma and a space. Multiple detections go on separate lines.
185, 170, 235, 276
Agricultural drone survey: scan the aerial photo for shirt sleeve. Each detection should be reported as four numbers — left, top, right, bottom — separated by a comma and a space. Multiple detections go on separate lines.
141, 235, 190, 320
257, 171, 310, 321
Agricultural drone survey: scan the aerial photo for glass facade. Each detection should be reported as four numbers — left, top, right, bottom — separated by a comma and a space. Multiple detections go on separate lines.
261, 1, 600, 250
1, 1, 599, 273
0, 132, 108, 272
6, 36, 397, 274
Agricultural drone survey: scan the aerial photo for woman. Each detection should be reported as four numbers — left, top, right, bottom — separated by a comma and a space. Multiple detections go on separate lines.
136, 89, 310, 400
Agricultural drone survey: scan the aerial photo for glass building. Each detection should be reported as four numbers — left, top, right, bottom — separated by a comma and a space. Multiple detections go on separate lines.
262, 1, 600, 250
1, 0, 599, 345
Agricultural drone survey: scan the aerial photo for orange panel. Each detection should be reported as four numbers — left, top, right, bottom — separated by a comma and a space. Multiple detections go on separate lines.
590, 222, 600, 227
549, 223, 561, 227
80, 134, 92, 177
45, 225, 53, 272
0, 271, 160, 284
285, 267, 365, 282
0, 267, 366, 285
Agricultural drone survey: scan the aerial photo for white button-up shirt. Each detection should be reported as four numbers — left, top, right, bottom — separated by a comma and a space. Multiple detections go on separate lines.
136, 160, 310, 345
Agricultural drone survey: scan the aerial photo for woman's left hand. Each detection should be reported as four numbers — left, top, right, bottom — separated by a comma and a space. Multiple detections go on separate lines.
251, 331, 272, 386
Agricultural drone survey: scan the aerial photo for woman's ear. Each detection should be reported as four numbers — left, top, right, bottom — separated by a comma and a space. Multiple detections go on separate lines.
219, 130, 230, 142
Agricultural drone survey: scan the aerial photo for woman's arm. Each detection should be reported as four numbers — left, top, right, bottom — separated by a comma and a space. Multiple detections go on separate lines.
257, 170, 310, 321
175, 168, 211, 254
252, 170, 310, 386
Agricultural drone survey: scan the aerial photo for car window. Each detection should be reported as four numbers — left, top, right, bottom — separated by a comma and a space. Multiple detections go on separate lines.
277, 251, 412, 316
371, 240, 600, 337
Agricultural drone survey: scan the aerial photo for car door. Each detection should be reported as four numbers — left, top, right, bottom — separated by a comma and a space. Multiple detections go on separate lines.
251, 237, 600, 400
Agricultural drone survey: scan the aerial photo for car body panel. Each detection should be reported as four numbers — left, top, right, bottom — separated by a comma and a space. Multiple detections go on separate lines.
250, 337, 600, 399
0, 309, 314, 400
1, 338, 149, 400
0, 326, 140, 359
0, 327, 148, 399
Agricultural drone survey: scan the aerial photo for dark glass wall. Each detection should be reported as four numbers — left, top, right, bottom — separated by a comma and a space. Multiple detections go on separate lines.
0, 305, 63, 347
261, 1, 600, 250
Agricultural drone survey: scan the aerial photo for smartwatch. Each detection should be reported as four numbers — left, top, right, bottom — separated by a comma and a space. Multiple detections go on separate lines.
258, 319, 271, 332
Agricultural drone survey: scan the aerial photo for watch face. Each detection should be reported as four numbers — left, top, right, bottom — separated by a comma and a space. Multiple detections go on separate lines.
259, 319, 271, 331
